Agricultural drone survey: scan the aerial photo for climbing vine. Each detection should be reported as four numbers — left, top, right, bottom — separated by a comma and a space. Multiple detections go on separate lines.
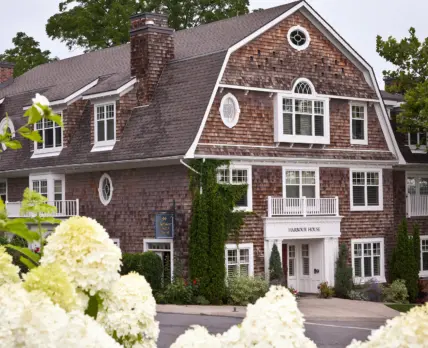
188, 159, 247, 303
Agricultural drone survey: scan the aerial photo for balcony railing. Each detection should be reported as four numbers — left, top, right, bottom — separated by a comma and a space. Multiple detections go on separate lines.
407, 194, 428, 217
6, 200, 80, 218
267, 196, 339, 217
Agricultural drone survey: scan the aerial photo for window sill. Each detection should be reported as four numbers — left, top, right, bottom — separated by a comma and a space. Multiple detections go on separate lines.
353, 276, 386, 284
91, 142, 116, 152
276, 134, 330, 145
350, 205, 383, 212
234, 206, 252, 213
31, 148, 62, 158
419, 271, 428, 278
351, 139, 368, 145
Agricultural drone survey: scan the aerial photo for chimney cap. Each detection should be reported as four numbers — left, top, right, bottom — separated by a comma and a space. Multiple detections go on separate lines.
130, 12, 168, 20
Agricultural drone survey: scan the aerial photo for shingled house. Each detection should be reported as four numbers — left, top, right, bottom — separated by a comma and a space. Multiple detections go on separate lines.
0, 1, 405, 292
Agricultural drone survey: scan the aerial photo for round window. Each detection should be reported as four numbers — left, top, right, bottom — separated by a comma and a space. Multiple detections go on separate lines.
99, 173, 113, 206
287, 26, 310, 51
220, 93, 240, 128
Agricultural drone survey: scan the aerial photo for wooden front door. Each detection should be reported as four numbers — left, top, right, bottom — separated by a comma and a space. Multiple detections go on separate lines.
282, 243, 288, 286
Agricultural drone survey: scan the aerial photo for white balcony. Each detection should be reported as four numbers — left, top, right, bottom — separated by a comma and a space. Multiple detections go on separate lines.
267, 196, 339, 217
6, 200, 80, 218
407, 194, 428, 217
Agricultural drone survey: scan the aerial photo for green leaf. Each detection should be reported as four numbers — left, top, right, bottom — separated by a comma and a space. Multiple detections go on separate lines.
19, 256, 37, 270
3, 140, 22, 150
25, 106, 43, 124
19, 129, 42, 142
3, 220, 39, 242
39, 217, 61, 224
85, 294, 100, 319
45, 114, 63, 127
6, 244, 41, 264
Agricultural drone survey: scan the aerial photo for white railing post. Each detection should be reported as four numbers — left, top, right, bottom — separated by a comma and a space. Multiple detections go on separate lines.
302, 196, 307, 217
335, 196, 339, 216
76, 199, 80, 216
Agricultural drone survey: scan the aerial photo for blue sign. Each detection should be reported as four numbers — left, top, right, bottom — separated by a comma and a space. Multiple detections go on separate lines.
155, 213, 174, 239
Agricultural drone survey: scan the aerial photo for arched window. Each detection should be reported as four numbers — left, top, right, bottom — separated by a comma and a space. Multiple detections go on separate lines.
0, 117, 15, 151
294, 81, 313, 94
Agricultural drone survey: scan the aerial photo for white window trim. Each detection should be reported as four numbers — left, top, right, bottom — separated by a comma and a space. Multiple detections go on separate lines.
92, 101, 117, 152
282, 167, 320, 198
219, 93, 241, 128
420, 236, 428, 278
98, 173, 113, 206
143, 238, 174, 281
32, 111, 63, 158
351, 238, 386, 284
111, 238, 120, 248
350, 168, 383, 211
274, 78, 330, 145
29, 173, 65, 202
0, 117, 15, 151
408, 132, 428, 153
225, 243, 254, 277
287, 25, 311, 51
217, 164, 252, 212
350, 102, 368, 145
0, 178, 7, 202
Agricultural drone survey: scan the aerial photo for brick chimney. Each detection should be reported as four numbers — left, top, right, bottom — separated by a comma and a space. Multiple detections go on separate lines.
0, 62, 14, 84
130, 13, 174, 105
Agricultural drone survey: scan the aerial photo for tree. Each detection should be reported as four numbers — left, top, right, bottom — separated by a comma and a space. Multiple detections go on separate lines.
45, 0, 249, 51
334, 243, 353, 298
0, 32, 56, 77
413, 224, 421, 272
391, 219, 419, 302
377, 28, 428, 133
269, 243, 284, 285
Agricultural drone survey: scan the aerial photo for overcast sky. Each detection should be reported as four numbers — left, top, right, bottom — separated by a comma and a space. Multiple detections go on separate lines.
1, 0, 428, 87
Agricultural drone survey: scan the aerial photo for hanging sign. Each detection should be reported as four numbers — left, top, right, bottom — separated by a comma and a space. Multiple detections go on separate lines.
155, 213, 174, 239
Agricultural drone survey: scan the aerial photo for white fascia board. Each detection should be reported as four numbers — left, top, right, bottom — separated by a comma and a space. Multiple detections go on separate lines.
0, 98, 4, 105
82, 78, 137, 100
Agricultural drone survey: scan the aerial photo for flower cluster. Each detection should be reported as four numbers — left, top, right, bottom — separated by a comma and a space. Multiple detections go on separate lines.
0, 245, 20, 286
348, 303, 428, 347
97, 272, 159, 348
41, 216, 122, 295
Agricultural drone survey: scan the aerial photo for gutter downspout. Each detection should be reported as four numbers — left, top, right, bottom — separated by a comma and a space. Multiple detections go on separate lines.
180, 159, 200, 175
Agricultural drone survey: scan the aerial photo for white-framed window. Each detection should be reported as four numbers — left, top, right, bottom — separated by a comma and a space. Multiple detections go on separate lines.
0, 179, 7, 202
301, 244, 310, 276
288, 245, 296, 277
407, 175, 428, 196
92, 102, 116, 152
33, 112, 63, 157
29, 174, 65, 203
274, 78, 330, 144
408, 132, 427, 152
217, 165, 252, 212
350, 102, 368, 145
421, 237, 428, 277
350, 169, 383, 211
98, 173, 113, 206
220, 93, 240, 128
287, 25, 311, 51
111, 238, 120, 248
0, 117, 15, 151
283, 168, 319, 199
144, 239, 174, 281
225, 243, 254, 278
351, 238, 385, 283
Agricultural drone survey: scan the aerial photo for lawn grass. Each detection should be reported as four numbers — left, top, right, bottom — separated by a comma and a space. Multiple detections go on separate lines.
385, 303, 417, 313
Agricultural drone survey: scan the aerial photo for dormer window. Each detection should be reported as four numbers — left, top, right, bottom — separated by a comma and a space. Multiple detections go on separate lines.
92, 102, 116, 152
274, 78, 330, 145
408, 132, 427, 152
32, 112, 63, 158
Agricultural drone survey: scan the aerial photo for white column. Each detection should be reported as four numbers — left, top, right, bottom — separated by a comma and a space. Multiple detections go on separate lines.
323, 237, 339, 286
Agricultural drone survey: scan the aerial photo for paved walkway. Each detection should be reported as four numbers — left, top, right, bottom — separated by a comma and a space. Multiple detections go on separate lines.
157, 297, 399, 320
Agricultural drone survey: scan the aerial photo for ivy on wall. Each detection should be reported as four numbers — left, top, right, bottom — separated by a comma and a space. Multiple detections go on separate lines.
188, 159, 247, 303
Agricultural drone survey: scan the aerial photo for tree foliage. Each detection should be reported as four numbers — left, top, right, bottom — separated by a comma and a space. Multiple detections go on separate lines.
268, 243, 284, 285
188, 159, 247, 303
334, 243, 353, 299
0, 32, 56, 77
391, 219, 419, 302
46, 0, 249, 51
377, 28, 428, 132
413, 224, 421, 272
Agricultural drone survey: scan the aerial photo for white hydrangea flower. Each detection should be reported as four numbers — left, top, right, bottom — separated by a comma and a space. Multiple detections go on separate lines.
41, 216, 122, 295
32, 93, 50, 106
97, 272, 159, 348
347, 303, 428, 347
0, 245, 20, 286
171, 325, 222, 348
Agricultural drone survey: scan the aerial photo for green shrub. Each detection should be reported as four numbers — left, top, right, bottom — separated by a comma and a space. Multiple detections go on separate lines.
269, 244, 284, 285
121, 251, 163, 292
383, 279, 409, 304
348, 290, 368, 301
163, 278, 193, 304
226, 276, 269, 306
318, 281, 334, 299
334, 243, 353, 298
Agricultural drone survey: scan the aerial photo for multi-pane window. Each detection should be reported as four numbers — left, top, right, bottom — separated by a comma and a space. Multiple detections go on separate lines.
99, 173, 113, 206
32, 180, 48, 198
96, 103, 115, 143
351, 104, 367, 144
352, 239, 384, 281
421, 239, 428, 273
351, 170, 382, 210
217, 166, 252, 211
284, 169, 317, 198
408, 132, 427, 149
225, 244, 253, 278
35, 114, 62, 151
0, 181, 6, 202
288, 245, 296, 277
407, 177, 428, 195
301, 244, 310, 276
30, 175, 65, 203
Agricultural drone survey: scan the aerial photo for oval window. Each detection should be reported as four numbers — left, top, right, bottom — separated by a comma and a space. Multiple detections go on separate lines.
220, 93, 240, 128
99, 173, 113, 206
287, 26, 310, 51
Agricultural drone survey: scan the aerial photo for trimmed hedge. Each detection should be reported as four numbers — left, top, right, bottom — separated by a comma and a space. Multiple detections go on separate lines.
121, 251, 163, 292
